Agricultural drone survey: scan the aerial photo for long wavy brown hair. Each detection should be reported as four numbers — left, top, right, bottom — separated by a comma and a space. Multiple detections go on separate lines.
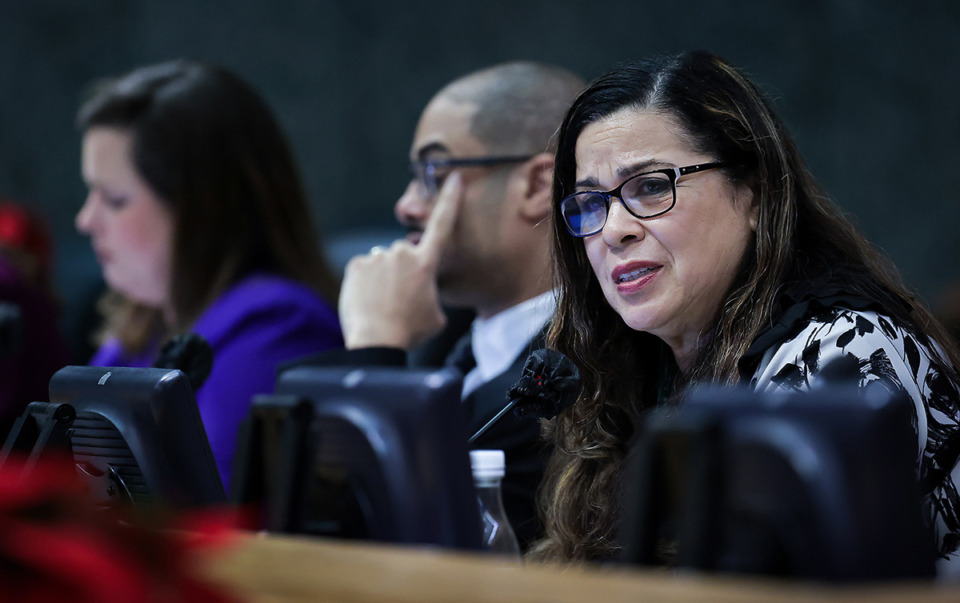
529, 50, 960, 562
78, 60, 340, 352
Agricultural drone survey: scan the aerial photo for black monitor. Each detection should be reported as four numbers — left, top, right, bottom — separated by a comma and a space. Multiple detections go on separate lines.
231, 365, 483, 551
0, 365, 225, 508
618, 381, 936, 581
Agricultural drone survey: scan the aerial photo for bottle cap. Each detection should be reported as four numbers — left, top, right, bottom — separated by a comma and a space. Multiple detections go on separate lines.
470, 449, 505, 480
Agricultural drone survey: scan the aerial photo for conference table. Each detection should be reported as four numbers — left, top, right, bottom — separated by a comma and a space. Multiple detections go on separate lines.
199, 532, 960, 602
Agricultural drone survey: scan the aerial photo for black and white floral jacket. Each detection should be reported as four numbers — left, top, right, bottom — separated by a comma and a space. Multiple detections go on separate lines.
743, 298, 960, 569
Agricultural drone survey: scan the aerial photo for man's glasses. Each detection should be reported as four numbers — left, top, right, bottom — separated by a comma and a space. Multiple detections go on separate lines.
410, 155, 533, 199
559, 162, 727, 237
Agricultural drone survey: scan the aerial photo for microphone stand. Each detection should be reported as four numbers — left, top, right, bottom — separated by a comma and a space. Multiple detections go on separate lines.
468, 400, 517, 444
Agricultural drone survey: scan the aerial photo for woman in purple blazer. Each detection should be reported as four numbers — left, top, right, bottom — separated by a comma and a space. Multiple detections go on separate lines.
75, 61, 343, 491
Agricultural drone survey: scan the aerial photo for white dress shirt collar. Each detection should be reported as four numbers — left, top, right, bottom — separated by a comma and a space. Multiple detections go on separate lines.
461, 291, 556, 398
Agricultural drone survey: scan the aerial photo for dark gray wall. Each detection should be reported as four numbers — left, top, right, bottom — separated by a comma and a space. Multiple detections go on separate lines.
2, 0, 958, 314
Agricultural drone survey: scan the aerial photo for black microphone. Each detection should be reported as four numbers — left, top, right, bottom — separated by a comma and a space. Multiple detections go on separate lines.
468, 348, 581, 444
153, 332, 214, 392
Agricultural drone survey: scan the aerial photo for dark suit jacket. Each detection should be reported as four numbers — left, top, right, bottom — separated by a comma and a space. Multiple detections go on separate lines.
283, 328, 550, 550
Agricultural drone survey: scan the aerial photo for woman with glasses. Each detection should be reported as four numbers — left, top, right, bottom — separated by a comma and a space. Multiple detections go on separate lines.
530, 50, 960, 567
75, 60, 343, 490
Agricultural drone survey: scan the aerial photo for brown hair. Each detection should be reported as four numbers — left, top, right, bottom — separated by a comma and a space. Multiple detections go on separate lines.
78, 60, 338, 351
531, 50, 960, 562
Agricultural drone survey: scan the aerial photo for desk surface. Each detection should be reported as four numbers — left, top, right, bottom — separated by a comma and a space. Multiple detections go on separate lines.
198, 533, 960, 603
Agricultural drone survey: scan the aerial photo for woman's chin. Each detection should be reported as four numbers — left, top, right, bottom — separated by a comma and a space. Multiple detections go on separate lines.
110, 284, 163, 308
605, 291, 666, 334
619, 314, 662, 336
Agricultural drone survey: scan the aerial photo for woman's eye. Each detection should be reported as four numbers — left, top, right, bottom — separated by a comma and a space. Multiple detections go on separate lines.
634, 177, 670, 197
103, 194, 129, 210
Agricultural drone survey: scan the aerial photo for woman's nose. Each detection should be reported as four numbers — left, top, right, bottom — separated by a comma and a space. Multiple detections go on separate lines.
599, 197, 645, 247
75, 193, 97, 234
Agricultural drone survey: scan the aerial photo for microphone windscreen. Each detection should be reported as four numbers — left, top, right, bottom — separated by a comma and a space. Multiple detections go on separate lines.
507, 348, 581, 420
153, 332, 214, 392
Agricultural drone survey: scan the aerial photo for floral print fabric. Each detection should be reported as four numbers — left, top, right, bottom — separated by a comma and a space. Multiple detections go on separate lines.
749, 307, 960, 565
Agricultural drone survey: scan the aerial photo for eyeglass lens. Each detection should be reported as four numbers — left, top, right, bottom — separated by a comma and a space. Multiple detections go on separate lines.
412, 162, 453, 199
561, 171, 674, 236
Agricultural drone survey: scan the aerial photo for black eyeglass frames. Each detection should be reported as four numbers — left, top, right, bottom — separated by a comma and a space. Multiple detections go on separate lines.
558, 162, 728, 237
410, 155, 534, 198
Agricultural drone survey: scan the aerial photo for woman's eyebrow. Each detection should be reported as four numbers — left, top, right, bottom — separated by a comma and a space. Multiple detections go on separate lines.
574, 159, 664, 190
616, 159, 660, 179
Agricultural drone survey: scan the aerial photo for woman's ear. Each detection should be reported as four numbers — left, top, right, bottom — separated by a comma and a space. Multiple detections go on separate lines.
736, 177, 759, 231
518, 153, 555, 222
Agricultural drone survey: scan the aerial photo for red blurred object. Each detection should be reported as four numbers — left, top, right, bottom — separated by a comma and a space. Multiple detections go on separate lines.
0, 199, 73, 427
0, 201, 53, 289
0, 454, 242, 603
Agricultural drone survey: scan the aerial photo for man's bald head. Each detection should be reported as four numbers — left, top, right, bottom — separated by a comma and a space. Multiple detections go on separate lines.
436, 62, 584, 156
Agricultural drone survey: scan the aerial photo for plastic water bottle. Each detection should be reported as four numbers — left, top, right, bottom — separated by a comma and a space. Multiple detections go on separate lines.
469, 449, 520, 558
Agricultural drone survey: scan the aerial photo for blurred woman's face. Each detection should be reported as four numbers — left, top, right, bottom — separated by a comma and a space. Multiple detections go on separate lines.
576, 107, 757, 370
77, 127, 174, 314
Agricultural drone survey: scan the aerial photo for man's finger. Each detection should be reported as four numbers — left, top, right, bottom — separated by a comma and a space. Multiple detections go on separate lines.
417, 171, 463, 260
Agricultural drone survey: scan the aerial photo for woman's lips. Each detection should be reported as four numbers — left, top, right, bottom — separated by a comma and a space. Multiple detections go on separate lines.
611, 261, 661, 295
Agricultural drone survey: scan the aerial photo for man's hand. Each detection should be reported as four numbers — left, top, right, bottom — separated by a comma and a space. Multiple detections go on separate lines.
338, 173, 463, 350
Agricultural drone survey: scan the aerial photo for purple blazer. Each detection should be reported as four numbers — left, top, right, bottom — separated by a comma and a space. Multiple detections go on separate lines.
89, 274, 343, 492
